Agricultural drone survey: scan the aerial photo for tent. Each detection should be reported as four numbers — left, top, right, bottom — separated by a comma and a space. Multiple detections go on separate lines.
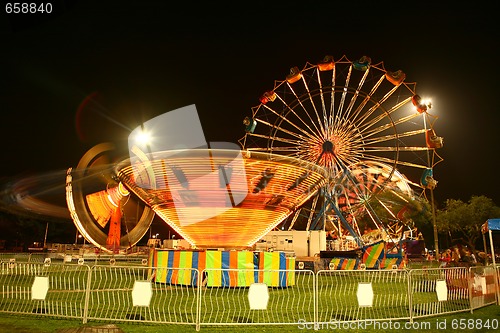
481, 218, 500, 306
481, 218, 500, 267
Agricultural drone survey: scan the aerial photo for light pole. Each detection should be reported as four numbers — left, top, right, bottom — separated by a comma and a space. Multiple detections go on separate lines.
420, 99, 440, 259
43, 221, 49, 249
429, 187, 439, 260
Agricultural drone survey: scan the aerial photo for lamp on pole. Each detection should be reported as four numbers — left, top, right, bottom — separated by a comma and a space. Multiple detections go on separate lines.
418, 97, 440, 260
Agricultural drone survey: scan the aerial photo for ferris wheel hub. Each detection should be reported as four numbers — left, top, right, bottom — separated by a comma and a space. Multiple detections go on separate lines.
322, 140, 335, 154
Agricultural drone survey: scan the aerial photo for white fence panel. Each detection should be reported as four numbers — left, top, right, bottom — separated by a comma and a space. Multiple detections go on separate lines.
409, 267, 470, 319
0, 262, 90, 319
86, 265, 199, 327
316, 269, 410, 324
199, 269, 314, 327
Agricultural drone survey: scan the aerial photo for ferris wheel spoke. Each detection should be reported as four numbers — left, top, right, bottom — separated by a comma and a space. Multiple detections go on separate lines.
360, 112, 422, 139
337, 193, 362, 235
298, 150, 320, 164
332, 66, 354, 133
348, 74, 386, 126
397, 146, 431, 152
245, 132, 296, 145
316, 69, 333, 134
284, 83, 324, 138
362, 129, 427, 145
385, 98, 413, 116
244, 147, 273, 152
333, 112, 356, 136
267, 146, 301, 153
352, 97, 415, 138
327, 66, 337, 131
364, 207, 384, 231
255, 119, 309, 142
340, 69, 372, 123
301, 73, 328, 136
376, 197, 398, 220
262, 104, 318, 141
334, 154, 360, 173
358, 80, 398, 126
357, 155, 398, 167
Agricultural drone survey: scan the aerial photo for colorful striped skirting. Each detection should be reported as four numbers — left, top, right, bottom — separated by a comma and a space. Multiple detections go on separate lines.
150, 249, 295, 287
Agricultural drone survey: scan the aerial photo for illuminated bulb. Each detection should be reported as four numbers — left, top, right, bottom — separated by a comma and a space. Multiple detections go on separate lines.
135, 130, 152, 145
422, 99, 432, 109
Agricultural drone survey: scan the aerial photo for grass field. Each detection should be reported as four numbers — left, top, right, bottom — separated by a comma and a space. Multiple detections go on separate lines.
0, 304, 499, 332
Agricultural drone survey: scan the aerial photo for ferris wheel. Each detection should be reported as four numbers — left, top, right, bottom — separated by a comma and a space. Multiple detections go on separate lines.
239, 55, 443, 243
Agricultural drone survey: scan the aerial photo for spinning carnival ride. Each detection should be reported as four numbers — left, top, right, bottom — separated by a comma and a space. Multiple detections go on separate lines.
239, 55, 443, 250
65, 142, 328, 253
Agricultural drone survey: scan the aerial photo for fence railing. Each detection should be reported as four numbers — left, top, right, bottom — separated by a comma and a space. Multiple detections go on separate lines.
0, 259, 498, 331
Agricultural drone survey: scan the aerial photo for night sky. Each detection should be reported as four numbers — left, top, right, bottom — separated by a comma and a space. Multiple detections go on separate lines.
0, 1, 498, 209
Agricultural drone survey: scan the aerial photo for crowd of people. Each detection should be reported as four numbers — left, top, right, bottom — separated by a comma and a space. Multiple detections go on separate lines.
438, 245, 486, 267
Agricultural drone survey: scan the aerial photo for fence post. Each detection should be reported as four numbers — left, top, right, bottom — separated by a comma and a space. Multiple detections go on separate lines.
493, 266, 500, 305
314, 270, 318, 330
407, 269, 413, 323
82, 265, 92, 324
196, 268, 201, 331
468, 266, 474, 313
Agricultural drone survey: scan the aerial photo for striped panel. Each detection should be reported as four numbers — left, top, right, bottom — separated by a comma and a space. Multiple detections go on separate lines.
237, 251, 256, 286
258, 252, 287, 287
285, 256, 296, 286
381, 257, 404, 269
330, 258, 342, 270
190, 251, 203, 286
342, 258, 358, 270
253, 252, 260, 284
196, 250, 206, 286
329, 258, 358, 270
278, 252, 286, 286
147, 249, 155, 280
177, 251, 193, 285
155, 250, 170, 283
228, 251, 238, 287
362, 241, 385, 268
221, 251, 231, 287
170, 251, 181, 284
206, 250, 223, 287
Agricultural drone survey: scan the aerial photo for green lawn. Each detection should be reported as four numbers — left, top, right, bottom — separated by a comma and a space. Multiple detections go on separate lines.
0, 304, 499, 332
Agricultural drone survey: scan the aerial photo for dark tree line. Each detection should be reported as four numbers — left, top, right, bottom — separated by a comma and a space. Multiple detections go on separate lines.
435, 195, 500, 253
0, 210, 75, 250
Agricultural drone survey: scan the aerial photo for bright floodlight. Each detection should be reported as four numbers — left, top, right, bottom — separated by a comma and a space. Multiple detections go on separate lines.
421, 98, 432, 109
135, 130, 152, 145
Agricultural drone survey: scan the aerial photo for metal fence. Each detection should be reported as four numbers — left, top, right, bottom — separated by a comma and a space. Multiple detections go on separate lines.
199, 268, 315, 328
86, 266, 199, 327
0, 258, 498, 331
0, 261, 90, 320
0, 252, 149, 266
317, 269, 410, 324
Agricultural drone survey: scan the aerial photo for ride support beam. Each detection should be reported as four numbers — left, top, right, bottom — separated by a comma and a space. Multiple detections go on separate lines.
106, 203, 122, 254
